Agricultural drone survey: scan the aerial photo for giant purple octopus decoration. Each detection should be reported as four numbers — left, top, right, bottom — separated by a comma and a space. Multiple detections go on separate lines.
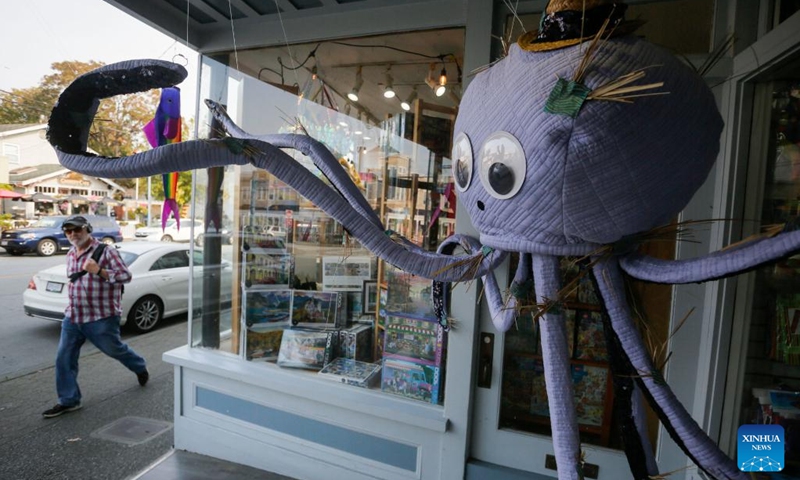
46, 4, 800, 480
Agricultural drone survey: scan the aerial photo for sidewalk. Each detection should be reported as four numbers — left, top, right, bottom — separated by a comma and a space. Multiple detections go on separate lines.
0, 320, 297, 480
0, 322, 182, 479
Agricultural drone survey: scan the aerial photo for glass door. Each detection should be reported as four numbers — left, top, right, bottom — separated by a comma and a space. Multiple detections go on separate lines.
470, 257, 636, 479
722, 75, 800, 477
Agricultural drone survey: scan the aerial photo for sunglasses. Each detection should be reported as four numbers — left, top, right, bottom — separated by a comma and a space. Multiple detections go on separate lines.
62, 227, 83, 234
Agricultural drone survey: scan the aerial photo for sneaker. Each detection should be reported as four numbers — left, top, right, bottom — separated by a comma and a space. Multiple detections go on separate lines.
137, 369, 149, 387
42, 403, 82, 418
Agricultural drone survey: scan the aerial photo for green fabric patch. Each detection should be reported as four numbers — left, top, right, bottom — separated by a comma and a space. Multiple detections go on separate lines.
544, 78, 590, 118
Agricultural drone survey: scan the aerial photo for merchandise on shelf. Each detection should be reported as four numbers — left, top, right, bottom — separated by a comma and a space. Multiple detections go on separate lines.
277, 328, 337, 370
337, 323, 373, 363
245, 326, 284, 361
318, 357, 381, 388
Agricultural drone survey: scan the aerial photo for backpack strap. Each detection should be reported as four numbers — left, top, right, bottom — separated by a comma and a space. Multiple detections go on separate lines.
68, 243, 108, 283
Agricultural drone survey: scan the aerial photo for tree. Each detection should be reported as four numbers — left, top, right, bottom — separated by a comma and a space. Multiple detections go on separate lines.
1, 60, 194, 202
0, 61, 159, 159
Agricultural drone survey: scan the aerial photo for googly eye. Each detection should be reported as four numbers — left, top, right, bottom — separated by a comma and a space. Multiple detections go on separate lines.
452, 132, 473, 192
479, 131, 526, 199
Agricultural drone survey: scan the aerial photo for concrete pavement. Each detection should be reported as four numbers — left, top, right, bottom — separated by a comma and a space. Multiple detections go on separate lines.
0, 321, 185, 480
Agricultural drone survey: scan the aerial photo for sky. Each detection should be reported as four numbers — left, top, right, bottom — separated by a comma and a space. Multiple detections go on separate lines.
0, 0, 198, 119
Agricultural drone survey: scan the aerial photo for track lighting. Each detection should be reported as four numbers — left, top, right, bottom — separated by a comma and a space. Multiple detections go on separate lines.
436, 67, 447, 97
348, 66, 363, 102
425, 63, 444, 97
383, 67, 395, 99
401, 87, 417, 111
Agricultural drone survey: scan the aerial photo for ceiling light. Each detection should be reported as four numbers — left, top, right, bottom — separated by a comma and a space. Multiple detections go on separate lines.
311, 65, 318, 81
363, 136, 371, 140
383, 67, 395, 99
354, 130, 363, 135
400, 88, 417, 111
347, 66, 363, 102
339, 121, 348, 127
439, 67, 447, 87
435, 84, 446, 97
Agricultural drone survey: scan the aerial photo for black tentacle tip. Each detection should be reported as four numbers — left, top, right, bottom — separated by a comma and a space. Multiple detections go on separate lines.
47, 60, 188, 154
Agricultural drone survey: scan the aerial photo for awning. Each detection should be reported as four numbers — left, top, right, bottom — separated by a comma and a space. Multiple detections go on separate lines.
64, 194, 89, 203
0, 190, 24, 199
30, 192, 56, 203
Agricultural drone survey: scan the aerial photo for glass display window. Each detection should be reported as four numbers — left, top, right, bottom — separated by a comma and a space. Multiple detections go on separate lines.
729, 78, 800, 476
188, 29, 463, 406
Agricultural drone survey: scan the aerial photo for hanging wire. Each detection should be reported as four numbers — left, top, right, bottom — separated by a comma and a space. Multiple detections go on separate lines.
273, 0, 302, 89
228, 0, 240, 71
185, 0, 191, 49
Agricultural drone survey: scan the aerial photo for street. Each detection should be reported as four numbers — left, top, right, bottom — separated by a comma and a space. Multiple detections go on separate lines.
0, 246, 192, 479
0, 250, 74, 380
0, 247, 184, 381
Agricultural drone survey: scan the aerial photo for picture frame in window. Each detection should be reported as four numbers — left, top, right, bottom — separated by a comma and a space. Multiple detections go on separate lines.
362, 280, 378, 315
321, 255, 371, 291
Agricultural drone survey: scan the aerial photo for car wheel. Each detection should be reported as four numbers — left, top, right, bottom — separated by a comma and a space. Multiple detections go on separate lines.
101, 236, 115, 245
161, 235, 173, 242
36, 239, 57, 257
6, 250, 24, 256
126, 295, 163, 333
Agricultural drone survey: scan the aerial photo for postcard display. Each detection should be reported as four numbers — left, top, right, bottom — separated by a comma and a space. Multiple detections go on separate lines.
381, 313, 447, 404
241, 239, 295, 361
500, 258, 614, 446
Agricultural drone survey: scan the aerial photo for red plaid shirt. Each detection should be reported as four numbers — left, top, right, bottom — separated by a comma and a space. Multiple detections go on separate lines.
66, 238, 132, 324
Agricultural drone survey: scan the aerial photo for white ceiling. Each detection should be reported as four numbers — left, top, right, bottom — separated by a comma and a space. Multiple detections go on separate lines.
232, 28, 465, 122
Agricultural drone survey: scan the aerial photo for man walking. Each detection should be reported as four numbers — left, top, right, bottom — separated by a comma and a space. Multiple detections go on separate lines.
42, 215, 148, 418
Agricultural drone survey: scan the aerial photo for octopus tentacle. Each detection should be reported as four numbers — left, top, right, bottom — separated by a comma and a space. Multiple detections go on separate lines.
432, 235, 519, 332
46, 59, 508, 282
619, 229, 800, 283
532, 254, 581, 480
602, 311, 658, 479
205, 99, 383, 230
592, 257, 747, 480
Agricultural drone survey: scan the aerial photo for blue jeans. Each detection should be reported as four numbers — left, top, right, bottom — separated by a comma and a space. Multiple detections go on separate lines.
56, 316, 147, 407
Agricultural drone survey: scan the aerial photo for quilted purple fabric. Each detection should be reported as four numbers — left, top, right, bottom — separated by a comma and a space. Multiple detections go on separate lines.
455, 37, 723, 251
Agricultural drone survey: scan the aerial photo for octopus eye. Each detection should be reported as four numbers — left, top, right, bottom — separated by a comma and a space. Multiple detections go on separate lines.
452, 132, 473, 192
479, 131, 526, 199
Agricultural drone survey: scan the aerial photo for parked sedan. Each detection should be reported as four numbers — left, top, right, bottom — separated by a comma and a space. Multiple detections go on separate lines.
134, 218, 202, 243
23, 242, 233, 333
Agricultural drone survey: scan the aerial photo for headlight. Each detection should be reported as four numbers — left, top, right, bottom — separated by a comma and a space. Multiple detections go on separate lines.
19, 233, 37, 239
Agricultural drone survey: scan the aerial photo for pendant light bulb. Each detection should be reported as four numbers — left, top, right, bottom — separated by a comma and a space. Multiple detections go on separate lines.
383, 67, 395, 99
439, 67, 447, 87
400, 87, 417, 111
348, 66, 363, 102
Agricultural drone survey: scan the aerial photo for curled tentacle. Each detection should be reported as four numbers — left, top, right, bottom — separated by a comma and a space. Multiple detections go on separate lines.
433, 235, 522, 332
532, 254, 581, 480
206, 99, 384, 230
46, 59, 507, 282
619, 228, 800, 283
48, 59, 187, 155
593, 257, 747, 480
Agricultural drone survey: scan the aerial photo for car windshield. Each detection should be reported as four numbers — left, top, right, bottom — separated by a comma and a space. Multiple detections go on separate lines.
32, 217, 65, 228
119, 251, 140, 266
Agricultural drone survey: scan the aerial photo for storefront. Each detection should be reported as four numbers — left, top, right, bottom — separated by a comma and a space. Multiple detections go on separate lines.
102, 1, 800, 479
9, 164, 124, 219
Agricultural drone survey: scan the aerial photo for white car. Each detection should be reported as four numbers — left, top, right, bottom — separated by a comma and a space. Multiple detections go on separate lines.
23, 242, 232, 333
134, 219, 203, 243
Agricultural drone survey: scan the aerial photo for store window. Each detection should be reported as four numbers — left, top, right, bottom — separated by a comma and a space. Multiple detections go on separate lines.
731, 77, 800, 475
2, 143, 20, 165
767, 0, 800, 31
190, 29, 463, 406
